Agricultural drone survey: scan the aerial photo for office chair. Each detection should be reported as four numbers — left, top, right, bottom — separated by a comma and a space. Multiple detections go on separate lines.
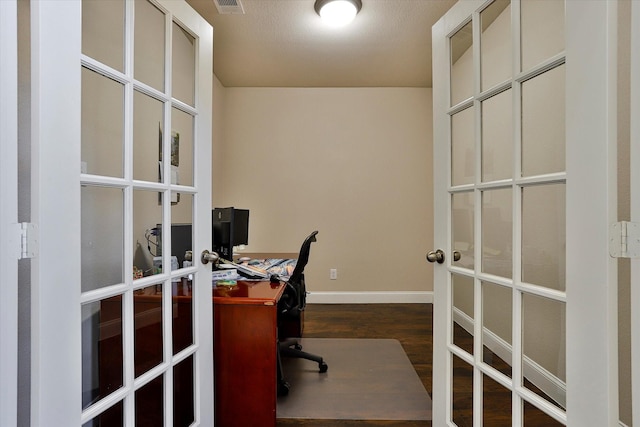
276, 230, 328, 396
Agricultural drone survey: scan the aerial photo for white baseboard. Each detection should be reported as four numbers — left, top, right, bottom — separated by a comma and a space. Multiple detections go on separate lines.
306, 291, 433, 304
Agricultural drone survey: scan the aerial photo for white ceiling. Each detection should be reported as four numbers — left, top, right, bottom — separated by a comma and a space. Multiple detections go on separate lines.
185, 0, 458, 88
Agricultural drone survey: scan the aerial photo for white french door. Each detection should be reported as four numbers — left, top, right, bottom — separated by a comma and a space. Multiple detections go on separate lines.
432, 1, 619, 426
31, 1, 213, 425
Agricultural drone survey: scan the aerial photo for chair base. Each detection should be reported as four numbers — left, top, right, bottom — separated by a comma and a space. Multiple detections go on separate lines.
277, 339, 328, 396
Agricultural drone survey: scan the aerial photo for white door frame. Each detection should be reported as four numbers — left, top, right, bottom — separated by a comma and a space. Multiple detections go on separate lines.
30, 1, 82, 424
432, 1, 619, 425
432, 3, 484, 426
565, 1, 619, 425
0, 1, 19, 426
30, 1, 214, 425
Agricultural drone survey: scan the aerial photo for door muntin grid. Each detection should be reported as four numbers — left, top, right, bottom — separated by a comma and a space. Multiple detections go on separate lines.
80, 0, 202, 424
446, 1, 567, 424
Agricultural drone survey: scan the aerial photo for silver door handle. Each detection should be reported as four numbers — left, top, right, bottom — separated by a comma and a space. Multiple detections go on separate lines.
426, 249, 445, 264
201, 249, 220, 266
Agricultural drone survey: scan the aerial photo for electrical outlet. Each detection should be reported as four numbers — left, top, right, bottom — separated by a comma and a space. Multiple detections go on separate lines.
330, 268, 337, 280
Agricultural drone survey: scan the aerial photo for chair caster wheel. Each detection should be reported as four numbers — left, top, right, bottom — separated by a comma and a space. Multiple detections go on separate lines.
294, 343, 303, 350
278, 381, 290, 396
319, 361, 328, 373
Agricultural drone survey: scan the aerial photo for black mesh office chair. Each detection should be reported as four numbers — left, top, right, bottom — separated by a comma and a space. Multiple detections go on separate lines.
276, 230, 328, 396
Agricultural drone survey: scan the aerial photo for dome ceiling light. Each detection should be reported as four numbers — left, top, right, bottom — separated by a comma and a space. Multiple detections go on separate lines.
314, 0, 362, 27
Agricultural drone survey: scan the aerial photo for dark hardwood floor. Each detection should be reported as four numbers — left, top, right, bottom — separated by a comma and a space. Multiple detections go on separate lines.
277, 304, 563, 427
277, 303, 432, 427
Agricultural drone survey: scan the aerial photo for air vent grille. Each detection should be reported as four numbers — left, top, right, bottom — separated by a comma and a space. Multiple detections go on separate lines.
214, 0, 245, 14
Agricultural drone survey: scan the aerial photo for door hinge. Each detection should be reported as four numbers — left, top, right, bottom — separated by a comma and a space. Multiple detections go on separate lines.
609, 221, 640, 258
18, 222, 38, 260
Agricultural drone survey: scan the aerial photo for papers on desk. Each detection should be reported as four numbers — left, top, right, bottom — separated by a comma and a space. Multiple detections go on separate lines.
212, 258, 297, 282
215, 259, 269, 280
212, 269, 239, 281
254, 258, 297, 280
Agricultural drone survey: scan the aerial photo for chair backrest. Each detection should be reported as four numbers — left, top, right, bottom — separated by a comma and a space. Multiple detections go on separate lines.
280, 231, 318, 314
288, 230, 318, 286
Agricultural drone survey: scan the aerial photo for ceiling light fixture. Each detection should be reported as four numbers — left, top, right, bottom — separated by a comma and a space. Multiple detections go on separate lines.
314, 0, 362, 27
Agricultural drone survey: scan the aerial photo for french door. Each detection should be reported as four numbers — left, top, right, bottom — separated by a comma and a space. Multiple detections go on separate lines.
432, 1, 619, 426
31, 1, 213, 425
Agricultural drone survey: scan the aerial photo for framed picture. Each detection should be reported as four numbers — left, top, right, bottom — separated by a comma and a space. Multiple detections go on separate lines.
158, 124, 180, 205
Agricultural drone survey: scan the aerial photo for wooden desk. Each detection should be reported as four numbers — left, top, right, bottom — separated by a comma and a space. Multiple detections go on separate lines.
213, 280, 285, 427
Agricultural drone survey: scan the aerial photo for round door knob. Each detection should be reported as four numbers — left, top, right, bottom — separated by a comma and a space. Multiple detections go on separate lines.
426, 249, 445, 264
201, 249, 220, 266
453, 250, 461, 262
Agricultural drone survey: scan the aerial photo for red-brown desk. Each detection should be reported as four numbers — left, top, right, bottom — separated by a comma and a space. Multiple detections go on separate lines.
213, 280, 285, 427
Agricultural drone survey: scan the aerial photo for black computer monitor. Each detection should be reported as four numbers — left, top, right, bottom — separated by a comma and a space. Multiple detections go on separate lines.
156, 223, 192, 268
212, 207, 249, 260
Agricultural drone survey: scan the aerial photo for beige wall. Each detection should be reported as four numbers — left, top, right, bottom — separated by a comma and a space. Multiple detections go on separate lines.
212, 85, 434, 293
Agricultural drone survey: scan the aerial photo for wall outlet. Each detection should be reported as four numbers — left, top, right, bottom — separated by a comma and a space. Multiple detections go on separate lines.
330, 268, 337, 280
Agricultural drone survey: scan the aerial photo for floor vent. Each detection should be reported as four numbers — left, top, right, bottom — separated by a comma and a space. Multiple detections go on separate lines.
214, 0, 245, 15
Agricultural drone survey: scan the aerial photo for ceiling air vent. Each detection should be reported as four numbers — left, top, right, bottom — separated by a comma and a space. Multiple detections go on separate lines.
213, 0, 245, 15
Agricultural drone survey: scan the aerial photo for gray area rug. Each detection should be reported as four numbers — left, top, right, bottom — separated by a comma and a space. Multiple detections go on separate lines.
276, 338, 432, 420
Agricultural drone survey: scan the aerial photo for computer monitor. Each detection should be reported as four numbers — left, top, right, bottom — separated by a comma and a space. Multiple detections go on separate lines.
156, 223, 192, 268
170, 223, 193, 267
212, 207, 249, 260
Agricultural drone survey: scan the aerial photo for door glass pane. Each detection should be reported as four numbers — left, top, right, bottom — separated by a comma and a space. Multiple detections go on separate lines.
82, 186, 124, 292
521, 65, 566, 177
521, 0, 565, 71
82, 68, 124, 178
134, 284, 164, 377
451, 107, 475, 186
522, 293, 566, 410
522, 184, 565, 291
133, 190, 163, 276
174, 355, 195, 427
481, 0, 511, 90
172, 22, 195, 107
450, 21, 474, 106
482, 189, 512, 278
171, 195, 194, 354
483, 373, 511, 426
523, 400, 564, 426
82, 296, 123, 410
452, 354, 474, 426
452, 274, 474, 355
173, 274, 193, 355
133, 91, 164, 183
134, 0, 165, 91
82, 0, 124, 72
452, 192, 474, 269
171, 108, 195, 187
82, 400, 123, 427
482, 281, 512, 377
482, 89, 512, 182
170, 193, 193, 266
135, 375, 164, 426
